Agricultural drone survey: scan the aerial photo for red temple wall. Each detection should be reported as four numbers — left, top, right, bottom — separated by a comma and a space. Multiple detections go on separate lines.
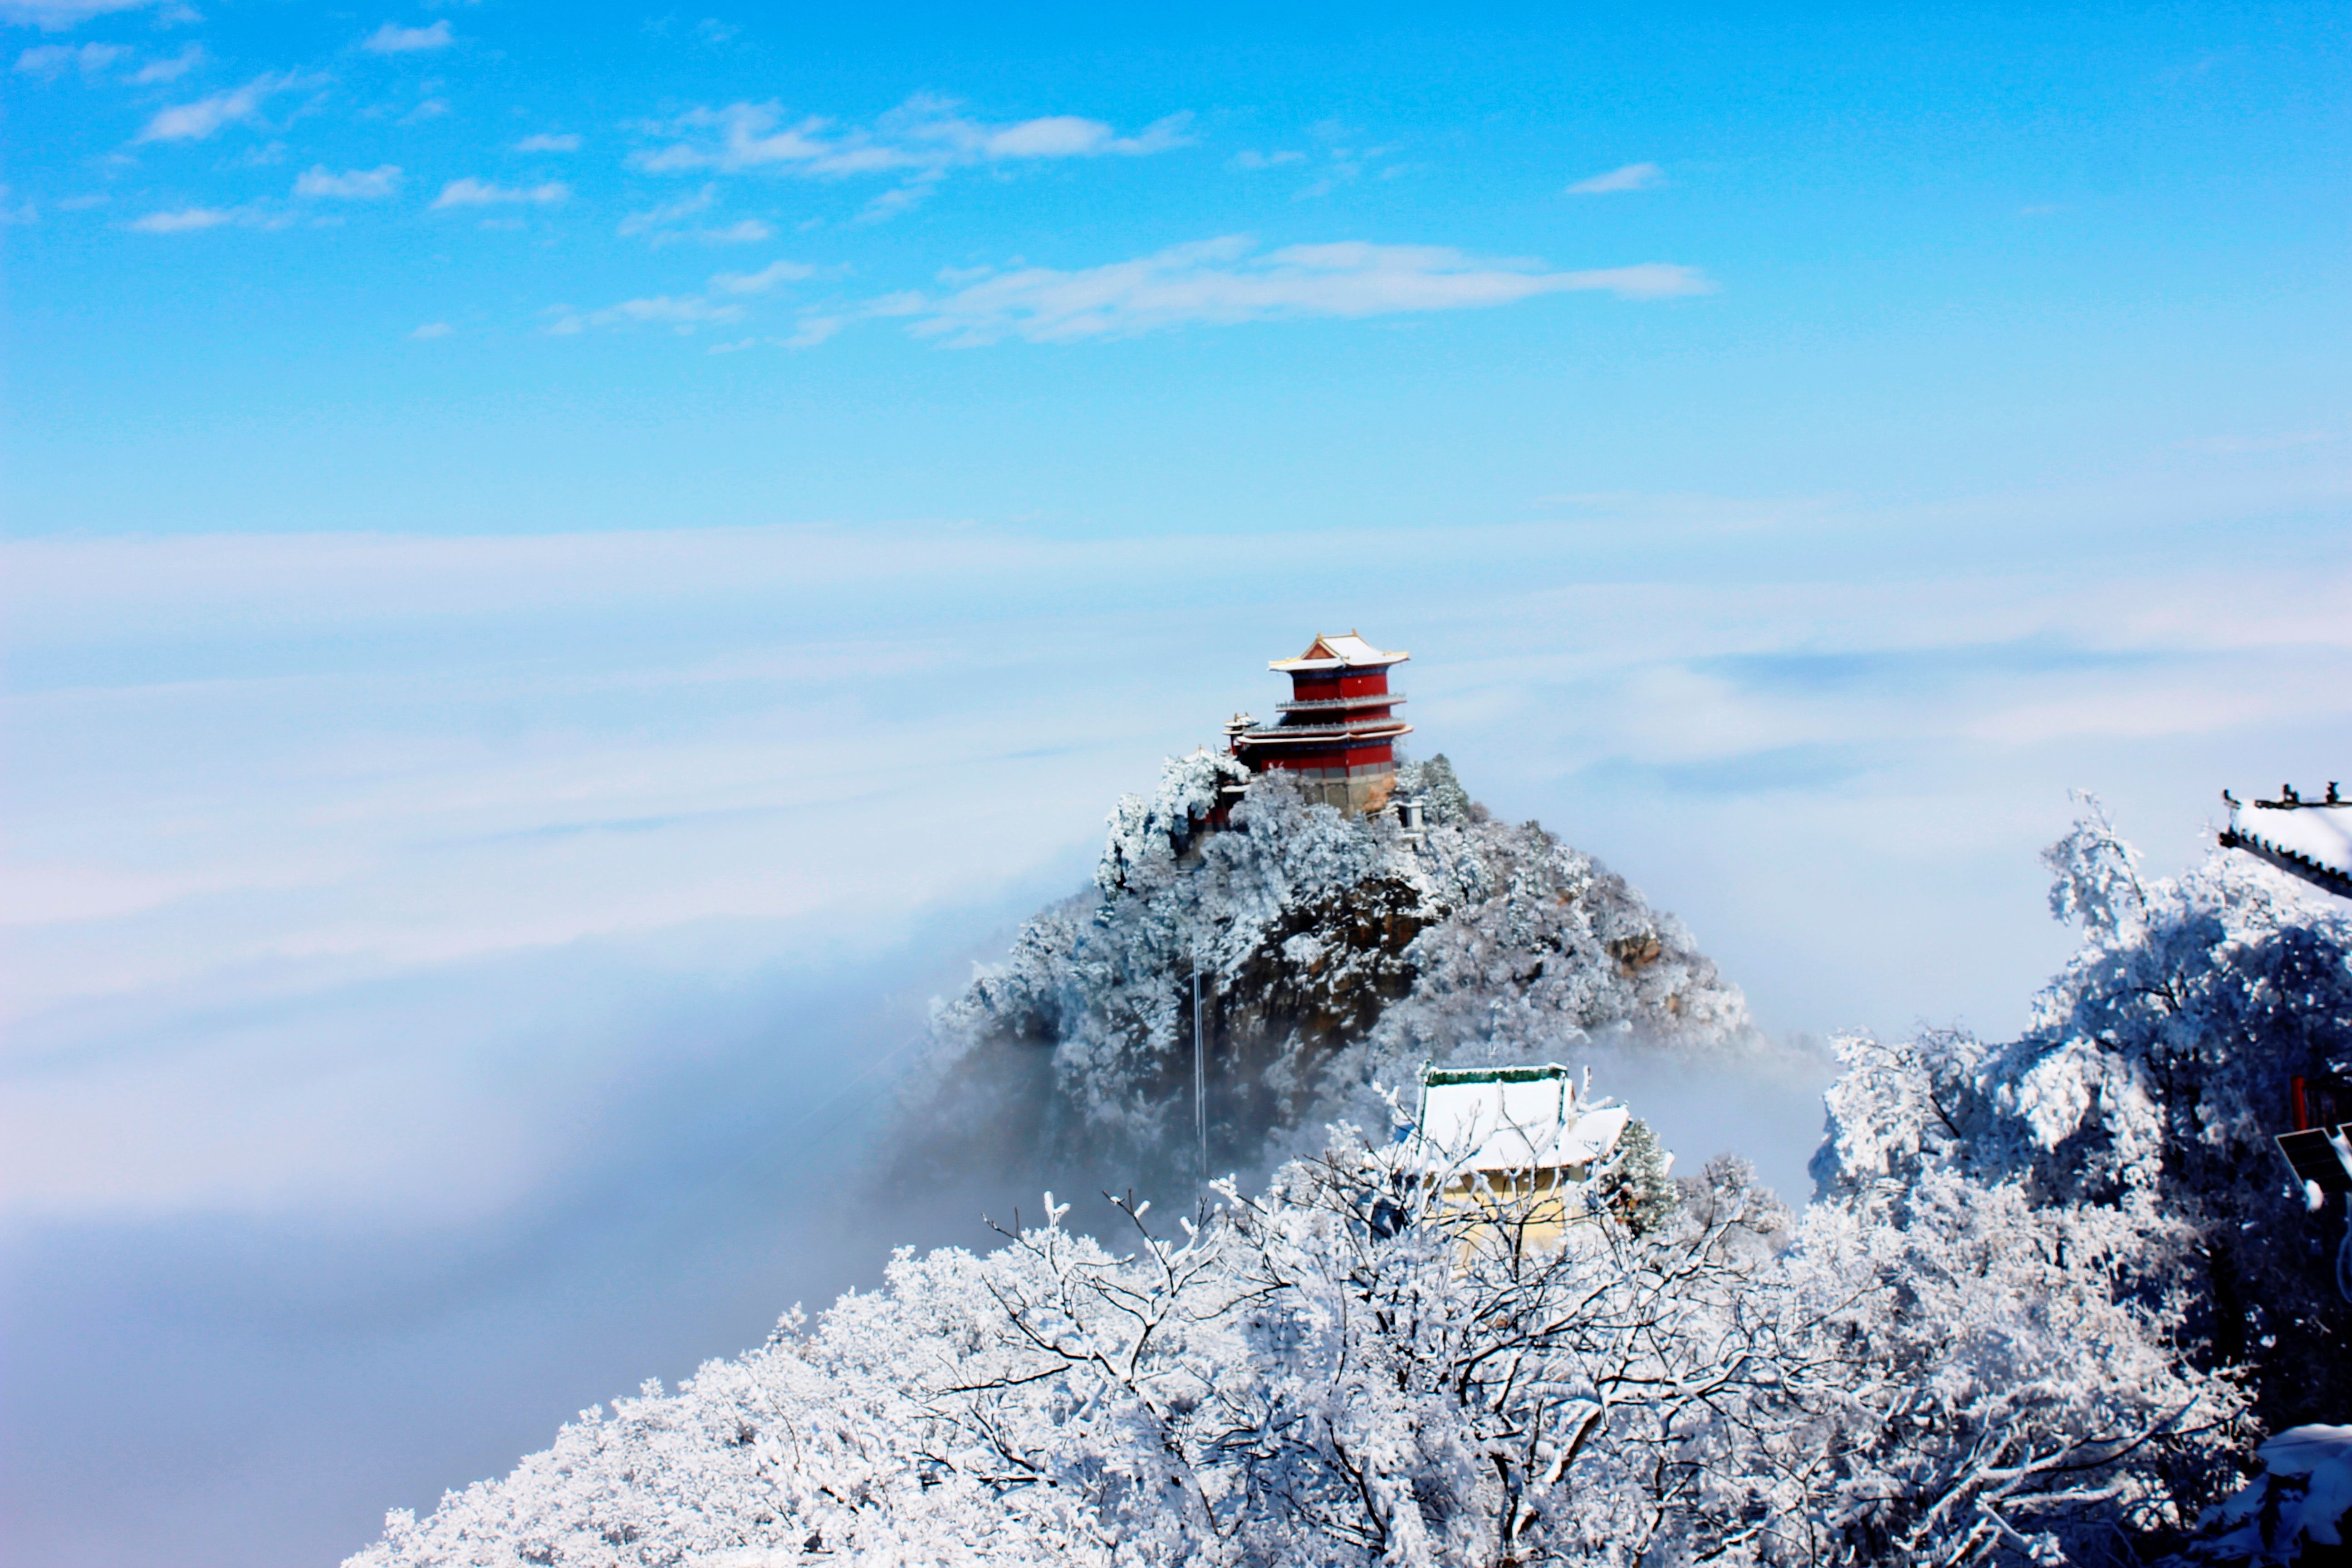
1287, 670, 1393, 701
1255, 742, 1395, 773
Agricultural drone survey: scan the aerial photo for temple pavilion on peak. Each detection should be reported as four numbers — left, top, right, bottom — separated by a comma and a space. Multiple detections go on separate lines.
1226, 632, 1412, 817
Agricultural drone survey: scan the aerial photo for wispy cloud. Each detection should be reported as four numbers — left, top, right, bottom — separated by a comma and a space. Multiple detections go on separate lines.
409, 321, 452, 338
856, 179, 936, 223
629, 95, 1194, 219
687, 218, 771, 245
617, 184, 713, 235
710, 258, 814, 294
363, 20, 452, 53
547, 294, 747, 335
133, 73, 303, 143
294, 163, 401, 199
0, 0, 165, 29
1566, 161, 1664, 195
1229, 149, 1306, 170
882, 236, 1715, 347
620, 185, 775, 245
546, 257, 816, 335
128, 205, 235, 232
514, 131, 581, 152
431, 176, 568, 209
14, 40, 122, 76
130, 43, 202, 82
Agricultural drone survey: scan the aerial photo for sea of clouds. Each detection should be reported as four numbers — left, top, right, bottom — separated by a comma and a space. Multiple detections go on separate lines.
5, 490, 2349, 1567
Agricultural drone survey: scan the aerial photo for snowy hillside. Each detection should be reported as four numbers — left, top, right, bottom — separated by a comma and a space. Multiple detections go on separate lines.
916, 752, 1756, 1184
346, 786, 2352, 1567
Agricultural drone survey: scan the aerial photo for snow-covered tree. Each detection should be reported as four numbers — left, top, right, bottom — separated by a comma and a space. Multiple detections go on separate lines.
350, 1127, 2240, 1568
1814, 798, 2352, 1432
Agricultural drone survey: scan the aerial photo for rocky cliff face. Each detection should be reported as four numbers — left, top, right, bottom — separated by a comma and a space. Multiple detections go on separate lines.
921, 752, 1758, 1180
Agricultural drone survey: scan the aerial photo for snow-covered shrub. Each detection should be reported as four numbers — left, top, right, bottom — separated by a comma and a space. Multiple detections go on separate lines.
1594, 1116, 1679, 1235
1396, 753, 1475, 828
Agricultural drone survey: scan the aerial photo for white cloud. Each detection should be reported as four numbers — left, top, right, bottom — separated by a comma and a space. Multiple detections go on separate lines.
14, 40, 121, 76
546, 294, 745, 335
514, 131, 581, 152
431, 176, 568, 209
362, 19, 451, 53
0, 0, 164, 29
783, 314, 843, 348
687, 218, 771, 244
128, 205, 233, 232
134, 73, 300, 143
400, 95, 448, 123
978, 114, 1114, 158
622, 186, 777, 246
130, 43, 201, 81
1566, 161, 1664, 195
710, 257, 814, 294
409, 321, 452, 338
1230, 149, 1306, 170
617, 184, 714, 235
294, 163, 401, 199
547, 257, 817, 335
630, 95, 1192, 182
888, 236, 1715, 346
0, 185, 36, 225
856, 179, 933, 223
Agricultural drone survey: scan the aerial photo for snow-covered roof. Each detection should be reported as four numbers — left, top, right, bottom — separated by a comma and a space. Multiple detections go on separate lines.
2224, 789, 2352, 899
1270, 632, 1410, 673
1411, 1064, 1630, 1176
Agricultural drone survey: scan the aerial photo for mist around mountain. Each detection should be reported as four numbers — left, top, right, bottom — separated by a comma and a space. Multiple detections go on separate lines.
346, 763, 2352, 1568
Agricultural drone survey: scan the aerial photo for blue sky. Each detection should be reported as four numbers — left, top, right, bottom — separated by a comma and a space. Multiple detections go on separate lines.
8, 2, 2346, 537
4, 4, 2351, 1566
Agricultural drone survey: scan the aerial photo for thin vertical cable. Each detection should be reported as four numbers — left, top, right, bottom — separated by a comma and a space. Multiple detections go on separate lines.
1194, 965, 1208, 1181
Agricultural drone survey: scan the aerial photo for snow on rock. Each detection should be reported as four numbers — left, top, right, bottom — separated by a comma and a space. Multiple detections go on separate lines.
2167, 1424, 2352, 1565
